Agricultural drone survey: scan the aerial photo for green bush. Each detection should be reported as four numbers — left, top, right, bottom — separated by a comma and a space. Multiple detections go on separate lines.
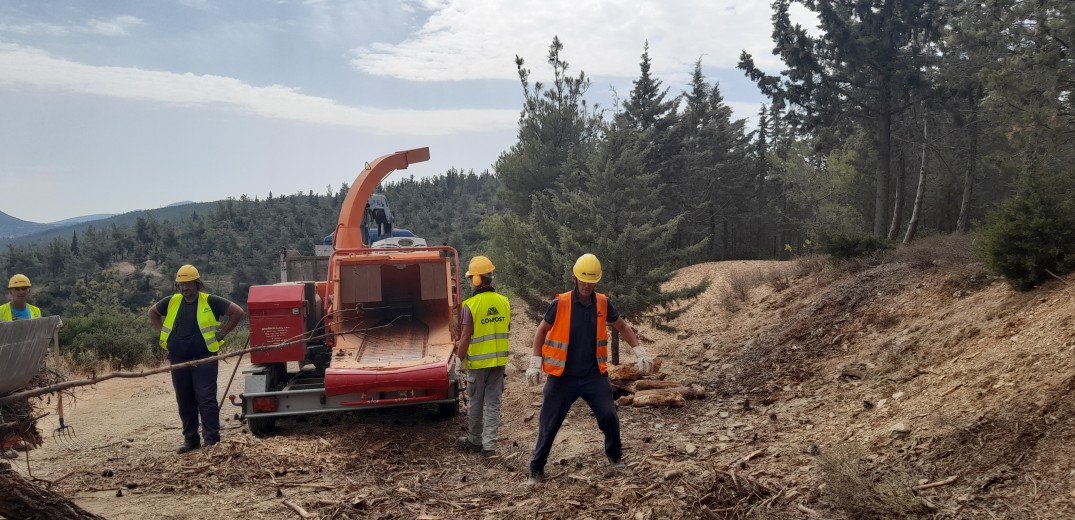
58, 311, 164, 369
816, 231, 893, 259
977, 190, 1075, 290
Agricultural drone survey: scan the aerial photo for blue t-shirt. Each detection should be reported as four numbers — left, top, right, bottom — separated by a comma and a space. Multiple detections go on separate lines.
541, 287, 620, 377
11, 305, 32, 320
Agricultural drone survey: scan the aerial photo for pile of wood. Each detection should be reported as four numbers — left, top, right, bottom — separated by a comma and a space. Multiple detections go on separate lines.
608, 359, 707, 407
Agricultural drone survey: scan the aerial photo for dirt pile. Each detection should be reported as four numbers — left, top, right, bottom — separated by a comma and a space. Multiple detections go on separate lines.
6, 254, 1075, 519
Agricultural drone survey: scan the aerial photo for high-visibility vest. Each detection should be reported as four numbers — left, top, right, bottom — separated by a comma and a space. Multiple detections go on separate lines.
541, 291, 608, 376
462, 290, 511, 369
0, 303, 41, 321
159, 293, 223, 352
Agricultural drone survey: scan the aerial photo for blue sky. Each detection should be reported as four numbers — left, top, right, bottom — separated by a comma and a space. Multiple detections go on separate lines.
0, 0, 795, 223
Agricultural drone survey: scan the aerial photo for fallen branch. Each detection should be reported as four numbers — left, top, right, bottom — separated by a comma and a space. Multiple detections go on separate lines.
1045, 268, 1070, 286
913, 475, 958, 490
796, 503, 822, 516
283, 499, 317, 519
0, 338, 307, 405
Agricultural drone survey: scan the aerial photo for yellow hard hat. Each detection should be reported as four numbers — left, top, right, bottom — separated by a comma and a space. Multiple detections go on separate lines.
8, 274, 31, 289
465, 256, 495, 277
175, 264, 201, 283
573, 254, 602, 283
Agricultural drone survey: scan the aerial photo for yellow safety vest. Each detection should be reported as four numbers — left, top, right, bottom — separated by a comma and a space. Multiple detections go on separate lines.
159, 293, 223, 352
462, 290, 510, 369
0, 303, 41, 321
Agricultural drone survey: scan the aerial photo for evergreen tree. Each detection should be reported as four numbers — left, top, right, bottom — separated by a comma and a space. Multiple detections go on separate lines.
739, 0, 945, 236
494, 37, 600, 215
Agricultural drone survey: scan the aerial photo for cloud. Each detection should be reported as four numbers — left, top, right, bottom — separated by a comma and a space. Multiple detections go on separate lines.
351, 0, 786, 82
0, 43, 518, 136
0, 15, 144, 37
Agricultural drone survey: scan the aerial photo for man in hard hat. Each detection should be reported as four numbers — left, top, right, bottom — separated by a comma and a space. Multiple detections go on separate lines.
0, 274, 41, 321
149, 264, 244, 454
454, 255, 511, 456
525, 253, 653, 486
1, 274, 43, 458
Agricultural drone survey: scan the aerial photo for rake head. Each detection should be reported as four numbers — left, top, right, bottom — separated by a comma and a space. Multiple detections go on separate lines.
52, 418, 85, 451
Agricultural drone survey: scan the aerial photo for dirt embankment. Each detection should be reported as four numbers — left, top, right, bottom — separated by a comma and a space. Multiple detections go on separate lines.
7, 255, 1075, 519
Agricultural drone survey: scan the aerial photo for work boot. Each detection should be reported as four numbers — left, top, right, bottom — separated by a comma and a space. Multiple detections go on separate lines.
481, 449, 497, 457
525, 469, 544, 487
608, 456, 627, 469
176, 443, 200, 454
456, 436, 482, 453
1, 449, 17, 459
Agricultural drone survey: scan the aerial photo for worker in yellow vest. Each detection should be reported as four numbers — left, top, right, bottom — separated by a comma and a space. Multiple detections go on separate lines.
454, 256, 511, 456
525, 253, 653, 486
2, 273, 44, 458
0, 274, 41, 322
149, 264, 244, 454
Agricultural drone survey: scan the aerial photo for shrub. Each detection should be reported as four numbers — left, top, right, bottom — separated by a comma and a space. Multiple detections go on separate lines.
58, 311, 164, 370
816, 231, 893, 259
818, 444, 931, 519
977, 190, 1075, 290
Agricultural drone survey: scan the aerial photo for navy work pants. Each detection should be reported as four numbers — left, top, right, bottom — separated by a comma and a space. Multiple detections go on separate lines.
171, 359, 220, 446
530, 372, 621, 474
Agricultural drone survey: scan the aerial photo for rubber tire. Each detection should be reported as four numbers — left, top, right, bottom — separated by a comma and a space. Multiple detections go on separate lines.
247, 363, 285, 437
436, 382, 461, 418
248, 416, 276, 437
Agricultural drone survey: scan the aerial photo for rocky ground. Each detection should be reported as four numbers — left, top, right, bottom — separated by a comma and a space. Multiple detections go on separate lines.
6, 239, 1075, 519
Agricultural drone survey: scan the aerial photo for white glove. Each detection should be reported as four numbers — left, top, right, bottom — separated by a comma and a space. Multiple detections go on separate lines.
526, 355, 544, 386
633, 345, 654, 374
454, 357, 467, 378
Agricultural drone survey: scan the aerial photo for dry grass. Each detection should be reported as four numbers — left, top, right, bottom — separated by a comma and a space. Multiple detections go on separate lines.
817, 444, 932, 519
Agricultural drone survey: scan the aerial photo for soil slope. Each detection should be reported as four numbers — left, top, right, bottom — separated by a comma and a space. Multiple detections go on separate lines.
7, 253, 1075, 519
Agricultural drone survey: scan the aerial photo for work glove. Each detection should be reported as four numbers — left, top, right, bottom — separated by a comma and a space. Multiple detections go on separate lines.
454, 358, 467, 378
633, 345, 654, 374
526, 355, 544, 386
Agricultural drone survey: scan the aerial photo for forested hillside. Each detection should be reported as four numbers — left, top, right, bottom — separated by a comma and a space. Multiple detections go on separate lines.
2, 1, 1073, 369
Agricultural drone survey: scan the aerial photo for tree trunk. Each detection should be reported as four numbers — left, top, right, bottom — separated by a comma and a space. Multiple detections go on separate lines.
955, 105, 978, 234
0, 462, 107, 520
873, 75, 893, 236
722, 219, 730, 259
904, 120, 928, 244
887, 145, 907, 240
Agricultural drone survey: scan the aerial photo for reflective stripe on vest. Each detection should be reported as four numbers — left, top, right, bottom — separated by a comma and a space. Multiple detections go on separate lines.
463, 291, 511, 369
0, 303, 41, 321
159, 293, 223, 352
541, 291, 608, 376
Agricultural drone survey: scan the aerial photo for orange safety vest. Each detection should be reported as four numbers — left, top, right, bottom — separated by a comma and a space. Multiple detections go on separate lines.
541, 291, 608, 376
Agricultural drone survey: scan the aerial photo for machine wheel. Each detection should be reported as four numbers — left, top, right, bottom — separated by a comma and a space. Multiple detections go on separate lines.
248, 416, 276, 437
436, 382, 461, 418
246, 363, 285, 437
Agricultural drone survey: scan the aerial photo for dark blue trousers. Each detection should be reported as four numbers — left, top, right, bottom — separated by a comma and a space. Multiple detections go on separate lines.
171, 360, 220, 446
530, 372, 621, 474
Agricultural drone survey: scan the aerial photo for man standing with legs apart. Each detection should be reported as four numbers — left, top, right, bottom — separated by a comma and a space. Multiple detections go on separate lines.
455, 256, 511, 456
149, 264, 244, 454
526, 253, 654, 486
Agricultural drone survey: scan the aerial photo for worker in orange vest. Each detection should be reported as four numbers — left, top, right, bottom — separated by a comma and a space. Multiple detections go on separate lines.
524, 253, 653, 486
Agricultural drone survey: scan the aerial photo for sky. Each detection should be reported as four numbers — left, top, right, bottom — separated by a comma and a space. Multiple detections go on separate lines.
0, 0, 799, 223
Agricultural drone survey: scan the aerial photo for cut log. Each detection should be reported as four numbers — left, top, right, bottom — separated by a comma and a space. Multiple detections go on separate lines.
631, 390, 685, 408
634, 387, 707, 400
616, 395, 634, 406
607, 358, 663, 382
633, 380, 692, 391
0, 462, 107, 519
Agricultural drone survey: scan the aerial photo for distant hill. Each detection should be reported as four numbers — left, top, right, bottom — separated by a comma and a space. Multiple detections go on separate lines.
48, 214, 114, 226
0, 202, 219, 246
0, 210, 52, 239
